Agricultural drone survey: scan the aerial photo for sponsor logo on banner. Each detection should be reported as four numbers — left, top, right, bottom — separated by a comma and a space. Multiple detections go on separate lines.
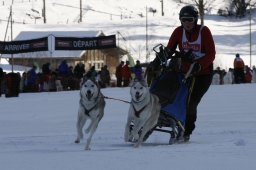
0, 37, 48, 54
55, 35, 116, 50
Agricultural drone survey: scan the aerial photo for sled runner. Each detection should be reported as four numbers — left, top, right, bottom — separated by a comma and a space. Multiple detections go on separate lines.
144, 44, 196, 144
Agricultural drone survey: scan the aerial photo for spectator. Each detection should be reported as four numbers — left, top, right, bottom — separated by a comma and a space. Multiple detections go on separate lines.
0, 67, 3, 97
252, 66, 256, 83
74, 62, 85, 80
42, 62, 51, 75
99, 65, 111, 88
26, 65, 38, 92
244, 65, 252, 83
122, 61, 132, 87
211, 70, 220, 85
223, 68, 234, 84
86, 66, 97, 79
41, 62, 51, 91
115, 61, 124, 87
58, 60, 69, 76
233, 53, 245, 84
131, 60, 143, 80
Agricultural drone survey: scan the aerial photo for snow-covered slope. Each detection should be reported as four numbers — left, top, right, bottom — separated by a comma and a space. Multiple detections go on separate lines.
0, 0, 255, 69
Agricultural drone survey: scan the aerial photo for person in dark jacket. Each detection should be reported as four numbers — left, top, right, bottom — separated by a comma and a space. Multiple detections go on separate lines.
99, 65, 111, 88
131, 60, 143, 80
86, 66, 97, 79
58, 60, 69, 76
122, 61, 132, 87
166, 5, 216, 142
0, 67, 3, 97
74, 62, 85, 80
27, 65, 38, 92
115, 61, 124, 87
233, 53, 245, 84
42, 62, 51, 75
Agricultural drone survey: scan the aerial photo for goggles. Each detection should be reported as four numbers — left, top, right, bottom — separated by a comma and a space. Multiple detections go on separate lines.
180, 17, 195, 23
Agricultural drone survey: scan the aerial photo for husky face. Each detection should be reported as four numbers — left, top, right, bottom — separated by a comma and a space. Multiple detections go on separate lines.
80, 79, 99, 101
130, 79, 149, 102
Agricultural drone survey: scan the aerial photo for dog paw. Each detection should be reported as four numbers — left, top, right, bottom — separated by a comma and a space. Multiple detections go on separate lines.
85, 147, 91, 150
85, 127, 92, 133
134, 143, 140, 148
133, 134, 140, 141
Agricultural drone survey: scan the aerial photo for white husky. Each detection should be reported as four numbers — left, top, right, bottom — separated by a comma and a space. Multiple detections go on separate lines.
124, 79, 161, 147
74, 77, 105, 150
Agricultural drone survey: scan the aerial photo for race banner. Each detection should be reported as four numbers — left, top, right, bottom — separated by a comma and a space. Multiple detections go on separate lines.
55, 35, 116, 50
0, 37, 48, 54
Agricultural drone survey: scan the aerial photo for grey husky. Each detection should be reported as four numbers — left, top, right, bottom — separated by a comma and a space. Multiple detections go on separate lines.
75, 77, 105, 150
124, 79, 161, 147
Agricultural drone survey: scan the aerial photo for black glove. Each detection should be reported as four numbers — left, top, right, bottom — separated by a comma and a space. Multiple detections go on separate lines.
183, 49, 196, 63
191, 62, 201, 74
158, 46, 167, 62
150, 56, 160, 67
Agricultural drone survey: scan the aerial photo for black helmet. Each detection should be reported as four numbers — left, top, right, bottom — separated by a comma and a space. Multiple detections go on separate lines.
179, 5, 199, 21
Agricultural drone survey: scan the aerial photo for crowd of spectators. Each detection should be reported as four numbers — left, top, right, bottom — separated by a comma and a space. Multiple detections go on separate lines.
115, 60, 143, 87
0, 60, 112, 95
1, 56, 255, 96
211, 54, 256, 85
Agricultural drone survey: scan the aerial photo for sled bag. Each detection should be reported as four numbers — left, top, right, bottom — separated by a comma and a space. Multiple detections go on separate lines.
150, 71, 180, 105
150, 72, 188, 124
161, 75, 188, 124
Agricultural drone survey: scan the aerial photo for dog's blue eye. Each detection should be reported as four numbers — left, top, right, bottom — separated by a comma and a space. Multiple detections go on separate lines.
84, 85, 87, 87
91, 85, 94, 87
140, 87, 143, 89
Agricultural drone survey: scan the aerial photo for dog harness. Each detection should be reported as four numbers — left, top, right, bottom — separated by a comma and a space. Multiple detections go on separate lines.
132, 104, 147, 118
80, 92, 101, 118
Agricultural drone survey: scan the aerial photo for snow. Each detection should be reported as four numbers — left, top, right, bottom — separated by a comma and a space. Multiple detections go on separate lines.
1, 84, 256, 170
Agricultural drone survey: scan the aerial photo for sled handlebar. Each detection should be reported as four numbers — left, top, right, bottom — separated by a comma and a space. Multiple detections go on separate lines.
182, 62, 196, 83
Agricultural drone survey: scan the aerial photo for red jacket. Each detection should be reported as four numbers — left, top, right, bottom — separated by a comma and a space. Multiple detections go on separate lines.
233, 57, 245, 69
167, 25, 216, 75
122, 64, 131, 80
115, 64, 123, 78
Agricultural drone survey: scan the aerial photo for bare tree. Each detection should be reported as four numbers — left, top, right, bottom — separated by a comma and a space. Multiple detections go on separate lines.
193, 0, 214, 25
193, 0, 205, 25
231, 0, 256, 18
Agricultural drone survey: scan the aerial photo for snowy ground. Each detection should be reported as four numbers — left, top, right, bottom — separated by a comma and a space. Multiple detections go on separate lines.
1, 84, 256, 170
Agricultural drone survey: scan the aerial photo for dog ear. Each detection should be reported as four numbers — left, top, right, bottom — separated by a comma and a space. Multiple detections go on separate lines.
131, 78, 148, 87
131, 78, 138, 86
81, 76, 88, 86
140, 79, 148, 87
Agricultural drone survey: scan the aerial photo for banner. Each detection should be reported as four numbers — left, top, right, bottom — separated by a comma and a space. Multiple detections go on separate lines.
0, 37, 48, 54
55, 35, 116, 50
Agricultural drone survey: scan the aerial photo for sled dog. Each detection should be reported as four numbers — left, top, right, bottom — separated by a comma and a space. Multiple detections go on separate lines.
124, 79, 161, 147
75, 77, 105, 150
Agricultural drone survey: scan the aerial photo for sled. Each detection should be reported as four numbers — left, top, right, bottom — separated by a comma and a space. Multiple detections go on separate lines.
144, 44, 196, 144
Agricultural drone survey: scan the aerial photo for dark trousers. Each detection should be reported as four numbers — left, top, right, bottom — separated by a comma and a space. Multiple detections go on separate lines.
0, 79, 2, 97
123, 79, 130, 87
185, 74, 213, 136
234, 68, 245, 84
116, 77, 122, 87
